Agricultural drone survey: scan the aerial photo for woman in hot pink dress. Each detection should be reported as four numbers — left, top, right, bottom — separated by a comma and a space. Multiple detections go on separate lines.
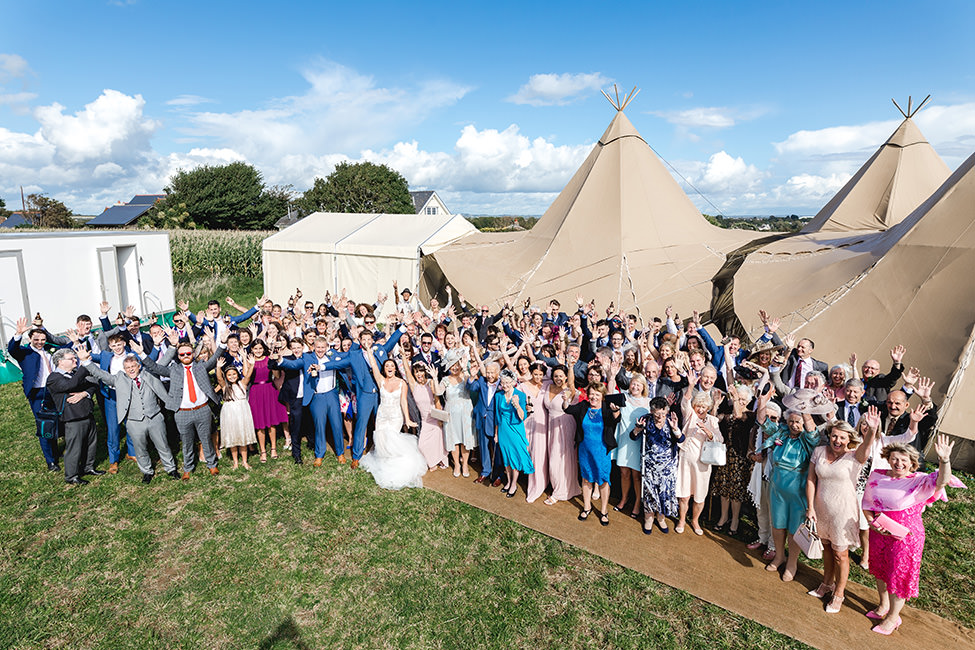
862, 435, 964, 635
539, 365, 580, 505
406, 361, 449, 470
520, 363, 550, 503
247, 340, 288, 462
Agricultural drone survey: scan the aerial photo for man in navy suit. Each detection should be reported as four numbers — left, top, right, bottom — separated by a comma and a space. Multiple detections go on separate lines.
468, 359, 504, 485
321, 325, 405, 468
7, 316, 66, 470
269, 338, 312, 465
411, 333, 441, 370
275, 336, 346, 466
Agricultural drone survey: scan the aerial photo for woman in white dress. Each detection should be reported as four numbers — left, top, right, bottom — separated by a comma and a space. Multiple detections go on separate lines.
359, 357, 427, 490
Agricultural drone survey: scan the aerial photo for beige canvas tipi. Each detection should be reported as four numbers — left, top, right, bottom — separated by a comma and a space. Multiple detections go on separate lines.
423, 104, 765, 319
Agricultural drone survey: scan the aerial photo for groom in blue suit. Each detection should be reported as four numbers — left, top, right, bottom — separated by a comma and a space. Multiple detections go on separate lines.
274, 336, 346, 466
322, 325, 405, 468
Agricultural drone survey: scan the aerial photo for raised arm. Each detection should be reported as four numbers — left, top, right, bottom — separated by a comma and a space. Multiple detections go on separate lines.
933, 434, 956, 492
855, 405, 881, 464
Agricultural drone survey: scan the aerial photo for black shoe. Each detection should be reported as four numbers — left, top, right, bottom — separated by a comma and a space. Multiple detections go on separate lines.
142, 473, 153, 484
65, 477, 89, 486
294, 458, 303, 465
84, 469, 107, 476
167, 470, 180, 480
47, 462, 60, 472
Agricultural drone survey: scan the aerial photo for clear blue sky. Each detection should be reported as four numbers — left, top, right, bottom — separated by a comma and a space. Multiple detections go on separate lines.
1, 0, 973, 216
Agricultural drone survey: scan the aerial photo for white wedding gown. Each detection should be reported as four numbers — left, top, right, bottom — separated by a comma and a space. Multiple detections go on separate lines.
359, 384, 427, 490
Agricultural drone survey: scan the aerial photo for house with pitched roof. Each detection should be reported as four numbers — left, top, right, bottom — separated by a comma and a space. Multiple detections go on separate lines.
410, 191, 450, 216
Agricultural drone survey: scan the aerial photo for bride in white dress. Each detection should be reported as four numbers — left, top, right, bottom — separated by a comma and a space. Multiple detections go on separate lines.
359, 357, 428, 490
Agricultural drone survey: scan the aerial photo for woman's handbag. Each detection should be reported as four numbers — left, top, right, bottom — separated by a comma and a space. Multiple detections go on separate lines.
429, 408, 450, 423
700, 440, 727, 466
794, 519, 824, 560
871, 513, 910, 540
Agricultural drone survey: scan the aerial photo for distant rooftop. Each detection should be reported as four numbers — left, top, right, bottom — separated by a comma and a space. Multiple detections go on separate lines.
87, 194, 166, 227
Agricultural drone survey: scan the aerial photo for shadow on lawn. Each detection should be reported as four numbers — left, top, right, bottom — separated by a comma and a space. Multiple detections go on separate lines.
258, 616, 310, 650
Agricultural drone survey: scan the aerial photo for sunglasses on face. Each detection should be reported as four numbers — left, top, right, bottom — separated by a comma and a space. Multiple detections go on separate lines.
178, 351, 194, 357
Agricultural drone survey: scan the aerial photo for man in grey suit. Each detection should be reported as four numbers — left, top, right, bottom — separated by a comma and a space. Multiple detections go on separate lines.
140, 334, 226, 479
77, 346, 179, 484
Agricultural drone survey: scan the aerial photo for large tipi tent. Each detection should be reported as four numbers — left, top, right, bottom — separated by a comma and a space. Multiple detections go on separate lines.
711, 101, 951, 340
792, 152, 975, 466
424, 97, 766, 319
263, 212, 475, 308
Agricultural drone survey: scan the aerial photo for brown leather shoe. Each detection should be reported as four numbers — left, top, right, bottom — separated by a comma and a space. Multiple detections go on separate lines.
181, 472, 190, 480
313, 457, 323, 467
350, 459, 359, 469
492, 478, 503, 488
108, 462, 119, 474
337, 454, 347, 464
473, 476, 486, 484
209, 467, 219, 476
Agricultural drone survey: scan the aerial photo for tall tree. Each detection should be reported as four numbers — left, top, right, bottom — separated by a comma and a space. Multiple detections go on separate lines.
159, 161, 280, 230
298, 162, 414, 215
24, 193, 74, 228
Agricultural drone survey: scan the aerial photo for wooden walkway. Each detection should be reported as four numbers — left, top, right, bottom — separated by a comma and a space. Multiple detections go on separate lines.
425, 471, 974, 649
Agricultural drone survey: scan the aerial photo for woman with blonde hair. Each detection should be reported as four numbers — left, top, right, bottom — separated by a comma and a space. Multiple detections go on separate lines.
862, 436, 965, 634
805, 408, 880, 613
613, 372, 649, 520
676, 379, 722, 535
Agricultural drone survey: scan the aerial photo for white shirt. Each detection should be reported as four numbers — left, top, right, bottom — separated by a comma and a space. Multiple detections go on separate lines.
313, 354, 336, 393
788, 357, 814, 390
31, 344, 53, 389
486, 380, 500, 407
179, 363, 209, 409
109, 353, 127, 376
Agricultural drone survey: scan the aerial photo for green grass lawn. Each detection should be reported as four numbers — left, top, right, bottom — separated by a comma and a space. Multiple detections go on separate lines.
2, 273, 970, 649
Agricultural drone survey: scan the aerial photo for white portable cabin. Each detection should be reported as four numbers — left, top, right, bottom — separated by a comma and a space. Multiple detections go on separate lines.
0, 230, 176, 340
262, 212, 476, 311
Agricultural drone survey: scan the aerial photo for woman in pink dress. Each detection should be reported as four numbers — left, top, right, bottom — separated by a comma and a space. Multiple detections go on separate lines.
520, 363, 550, 503
805, 408, 880, 614
540, 365, 580, 505
247, 340, 288, 462
405, 361, 449, 470
862, 435, 964, 635
676, 380, 722, 535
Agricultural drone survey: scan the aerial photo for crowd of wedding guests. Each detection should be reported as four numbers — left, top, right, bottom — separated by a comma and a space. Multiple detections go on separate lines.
6, 282, 965, 635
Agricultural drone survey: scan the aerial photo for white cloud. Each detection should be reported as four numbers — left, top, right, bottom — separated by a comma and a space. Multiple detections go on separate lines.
361, 124, 593, 194
166, 94, 215, 107
184, 59, 471, 160
34, 89, 159, 165
677, 151, 765, 195
650, 105, 768, 129
0, 54, 30, 82
507, 72, 610, 106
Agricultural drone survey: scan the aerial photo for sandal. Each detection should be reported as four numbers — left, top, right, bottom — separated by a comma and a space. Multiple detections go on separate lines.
598, 512, 610, 527
578, 508, 592, 521
270, 450, 278, 459
543, 497, 558, 506
260, 452, 267, 463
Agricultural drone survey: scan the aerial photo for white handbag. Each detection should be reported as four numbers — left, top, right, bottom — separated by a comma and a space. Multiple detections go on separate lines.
429, 408, 450, 423
794, 519, 824, 560
700, 440, 727, 466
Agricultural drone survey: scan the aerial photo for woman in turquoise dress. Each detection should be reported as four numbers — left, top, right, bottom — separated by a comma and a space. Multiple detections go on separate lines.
563, 382, 623, 526
494, 369, 534, 498
756, 387, 825, 582
613, 373, 650, 519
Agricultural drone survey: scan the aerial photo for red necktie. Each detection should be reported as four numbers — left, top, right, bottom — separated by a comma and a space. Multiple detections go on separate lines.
792, 360, 802, 387
135, 376, 142, 390
185, 365, 197, 402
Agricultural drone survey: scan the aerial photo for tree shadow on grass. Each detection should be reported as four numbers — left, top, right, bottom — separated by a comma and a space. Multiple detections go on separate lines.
258, 616, 310, 650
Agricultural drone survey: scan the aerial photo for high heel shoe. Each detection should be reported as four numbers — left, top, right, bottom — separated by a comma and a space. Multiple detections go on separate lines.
871, 616, 902, 635
825, 595, 844, 614
807, 583, 834, 598
578, 509, 591, 521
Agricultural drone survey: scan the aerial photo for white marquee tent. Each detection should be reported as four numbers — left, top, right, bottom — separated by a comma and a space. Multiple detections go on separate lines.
262, 212, 476, 310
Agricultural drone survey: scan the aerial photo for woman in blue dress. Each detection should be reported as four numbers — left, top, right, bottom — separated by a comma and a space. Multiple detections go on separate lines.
632, 396, 685, 534
562, 382, 623, 526
494, 369, 535, 498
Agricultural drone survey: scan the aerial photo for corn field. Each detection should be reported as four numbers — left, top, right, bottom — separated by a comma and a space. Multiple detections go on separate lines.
168, 229, 272, 277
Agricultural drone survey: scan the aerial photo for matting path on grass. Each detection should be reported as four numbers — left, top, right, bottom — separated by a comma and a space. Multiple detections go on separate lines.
425, 470, 974, 650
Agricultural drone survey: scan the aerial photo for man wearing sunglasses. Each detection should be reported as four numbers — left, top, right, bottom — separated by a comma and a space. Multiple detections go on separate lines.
140, 331, 228, 478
